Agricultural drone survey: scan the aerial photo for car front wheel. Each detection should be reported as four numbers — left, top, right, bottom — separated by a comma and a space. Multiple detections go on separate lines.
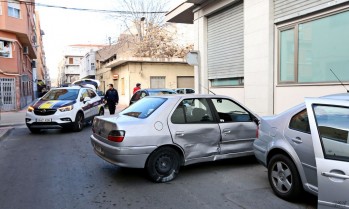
268, 154, 302, 201
146, 147, 180, 183
73, 112, 84, 132
28, 127, 41, 134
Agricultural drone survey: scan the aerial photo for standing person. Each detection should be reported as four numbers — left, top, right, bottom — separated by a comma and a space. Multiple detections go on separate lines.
105, 84, 119, 115
133, 83, 141, 94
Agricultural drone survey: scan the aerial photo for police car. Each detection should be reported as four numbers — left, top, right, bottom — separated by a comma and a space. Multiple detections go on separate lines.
26, 86, 105, 133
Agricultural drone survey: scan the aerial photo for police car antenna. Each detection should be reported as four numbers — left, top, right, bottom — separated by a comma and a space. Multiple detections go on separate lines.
330, 69, 349, 93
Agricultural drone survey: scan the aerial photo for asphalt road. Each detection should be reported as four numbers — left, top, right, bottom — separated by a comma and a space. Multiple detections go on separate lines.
0, 126, 317, 209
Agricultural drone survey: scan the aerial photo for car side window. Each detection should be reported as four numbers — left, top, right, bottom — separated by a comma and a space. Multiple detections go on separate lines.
186, 89, 195, 94
140, 91, 147, 98
289, 109, 310, 134
313, 105, 349, 162
171, 98, 214, 124
87, 89, 96, 98
211, 98, 252, 123
80, 89, 88, 101
132, 91, 141, 101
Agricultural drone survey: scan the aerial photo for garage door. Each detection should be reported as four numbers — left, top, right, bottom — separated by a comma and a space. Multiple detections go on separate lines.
177, 76, 194, 88
207, 1, 244, 79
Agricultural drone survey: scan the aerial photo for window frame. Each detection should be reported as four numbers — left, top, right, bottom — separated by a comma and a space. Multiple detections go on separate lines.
277, 7, 349, 85
288, 109, 311, 134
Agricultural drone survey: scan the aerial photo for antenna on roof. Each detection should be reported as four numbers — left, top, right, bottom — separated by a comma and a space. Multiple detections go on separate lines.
200, 84, 216, 95
330, 69, 349, 93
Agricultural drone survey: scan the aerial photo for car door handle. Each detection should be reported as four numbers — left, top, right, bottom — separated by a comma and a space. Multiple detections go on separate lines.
223, 129, 231, 134
321, 172, 349, 180
175, 132, 184, 137
291, 137, 302, 144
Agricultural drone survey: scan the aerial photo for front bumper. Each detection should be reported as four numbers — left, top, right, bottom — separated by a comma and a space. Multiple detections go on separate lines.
90, 134, 157, 168
25, 110, 76, 129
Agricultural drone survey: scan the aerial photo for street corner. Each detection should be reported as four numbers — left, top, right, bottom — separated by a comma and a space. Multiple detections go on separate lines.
0, 127, 13, 141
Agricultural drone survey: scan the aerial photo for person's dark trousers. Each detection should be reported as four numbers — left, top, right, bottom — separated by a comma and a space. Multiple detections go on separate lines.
108, 102, 116, 114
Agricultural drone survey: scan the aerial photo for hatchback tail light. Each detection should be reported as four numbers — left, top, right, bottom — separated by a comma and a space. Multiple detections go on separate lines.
107, 130, 125, 142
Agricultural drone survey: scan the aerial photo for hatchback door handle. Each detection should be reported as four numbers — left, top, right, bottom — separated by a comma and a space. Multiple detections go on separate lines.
322, 172, 349, 180
175, 132, 184, 137
291, 137, 302, 144
223, 129, 231, 134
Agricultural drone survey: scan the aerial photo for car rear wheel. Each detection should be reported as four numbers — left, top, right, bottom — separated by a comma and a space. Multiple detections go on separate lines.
73, 112, 84, 132
146, 147, 180, 183
28, 127, 41, 134
268, 154, 302, 201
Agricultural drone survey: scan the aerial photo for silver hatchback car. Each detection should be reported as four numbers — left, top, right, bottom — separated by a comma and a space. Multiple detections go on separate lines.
91, 94, 259, 182
253, 93, 349, 203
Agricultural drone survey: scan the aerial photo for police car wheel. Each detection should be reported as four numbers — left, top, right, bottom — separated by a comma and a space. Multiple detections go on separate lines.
99, 108, 104, 116
73, 112, 84, 132
29, 127, 41, 134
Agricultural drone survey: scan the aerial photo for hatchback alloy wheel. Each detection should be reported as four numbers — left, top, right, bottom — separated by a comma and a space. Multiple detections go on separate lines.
268, 154, 302, 201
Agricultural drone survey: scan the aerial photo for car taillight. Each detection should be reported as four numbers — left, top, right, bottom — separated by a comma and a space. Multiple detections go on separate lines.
107, 130, 125, 142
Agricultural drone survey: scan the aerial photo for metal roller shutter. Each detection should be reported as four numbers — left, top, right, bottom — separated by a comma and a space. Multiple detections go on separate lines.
207, 1, 244, 79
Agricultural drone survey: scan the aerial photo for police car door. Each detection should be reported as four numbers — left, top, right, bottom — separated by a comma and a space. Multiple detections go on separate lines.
87, 89, 99, 116
80, 89, 91, 118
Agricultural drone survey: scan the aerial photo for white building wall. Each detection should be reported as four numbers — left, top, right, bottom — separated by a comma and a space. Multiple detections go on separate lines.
244, 0, 274, 115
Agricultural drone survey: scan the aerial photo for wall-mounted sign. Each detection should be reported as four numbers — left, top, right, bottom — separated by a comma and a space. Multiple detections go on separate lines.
113, 74, 119, 80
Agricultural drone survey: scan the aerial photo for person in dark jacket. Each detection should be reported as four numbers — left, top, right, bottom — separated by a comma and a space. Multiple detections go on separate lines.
104, 84, 119, 115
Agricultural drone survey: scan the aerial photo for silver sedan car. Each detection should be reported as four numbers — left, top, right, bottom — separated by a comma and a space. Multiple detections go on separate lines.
253, 93, 349, 203
91, 94, 259, 182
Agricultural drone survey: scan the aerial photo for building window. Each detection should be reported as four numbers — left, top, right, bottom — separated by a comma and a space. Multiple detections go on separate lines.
211, 77, 244, 87
0, 40, 12, 58
8, 2, 20, 18
150, 76, 165, 88
69, 58, 73, 64
279, 9, 349, 84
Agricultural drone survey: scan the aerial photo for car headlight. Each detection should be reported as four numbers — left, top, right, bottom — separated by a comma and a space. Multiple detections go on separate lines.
58, 105, 73, 112
27, 106, 34, 112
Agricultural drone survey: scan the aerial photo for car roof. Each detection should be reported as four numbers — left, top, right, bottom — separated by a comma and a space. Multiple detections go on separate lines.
143, 88, 176, 92
149, 94, 235, 99
52, 86, 91, 90
321, 93, 349, 100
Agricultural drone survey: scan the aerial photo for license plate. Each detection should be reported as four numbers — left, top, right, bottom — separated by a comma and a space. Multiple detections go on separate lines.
95, 144, 104, 154
36, 118, 52, 122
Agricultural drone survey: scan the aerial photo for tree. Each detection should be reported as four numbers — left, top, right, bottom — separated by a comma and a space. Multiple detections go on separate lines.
111, 0, 193, 59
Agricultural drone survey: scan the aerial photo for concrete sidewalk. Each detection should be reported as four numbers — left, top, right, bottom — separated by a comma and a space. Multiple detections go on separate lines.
0, 104, 128, 140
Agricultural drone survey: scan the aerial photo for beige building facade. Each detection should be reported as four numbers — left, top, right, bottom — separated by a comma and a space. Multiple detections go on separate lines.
96, 57, 194, 106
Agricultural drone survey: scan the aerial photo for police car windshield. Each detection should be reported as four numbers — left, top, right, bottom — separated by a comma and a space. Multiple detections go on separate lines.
42, 89, 79, 100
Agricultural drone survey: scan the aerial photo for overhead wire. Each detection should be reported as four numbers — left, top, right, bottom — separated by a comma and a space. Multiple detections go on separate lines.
2, 0, 168, 14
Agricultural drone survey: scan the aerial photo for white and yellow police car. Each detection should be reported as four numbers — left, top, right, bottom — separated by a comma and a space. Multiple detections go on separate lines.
26, 86, 104, 133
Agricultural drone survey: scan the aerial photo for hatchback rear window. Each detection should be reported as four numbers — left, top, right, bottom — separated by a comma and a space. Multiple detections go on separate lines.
121, 97, 167, 118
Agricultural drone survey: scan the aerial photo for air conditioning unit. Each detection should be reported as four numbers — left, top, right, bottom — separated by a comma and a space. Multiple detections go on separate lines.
23, 46, 29, 54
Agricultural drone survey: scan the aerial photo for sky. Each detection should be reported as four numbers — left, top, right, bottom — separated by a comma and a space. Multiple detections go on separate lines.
35, 0, 183, 84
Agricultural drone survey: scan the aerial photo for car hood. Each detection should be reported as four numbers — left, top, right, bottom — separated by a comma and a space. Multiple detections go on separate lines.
32, 99, 76, 109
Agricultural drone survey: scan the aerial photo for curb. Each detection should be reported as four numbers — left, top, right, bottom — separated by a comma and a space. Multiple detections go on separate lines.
0, 127, 13, 141
0, 123, 25, 128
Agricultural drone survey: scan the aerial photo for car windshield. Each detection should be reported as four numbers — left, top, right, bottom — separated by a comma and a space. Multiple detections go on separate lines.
41, 89, 79, 100
121, 97, 167, 119
148, 90, 176, 96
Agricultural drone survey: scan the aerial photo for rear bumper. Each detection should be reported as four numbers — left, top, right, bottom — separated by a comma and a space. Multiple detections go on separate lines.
90, 134, 157, 168
253, 140, 268, 167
